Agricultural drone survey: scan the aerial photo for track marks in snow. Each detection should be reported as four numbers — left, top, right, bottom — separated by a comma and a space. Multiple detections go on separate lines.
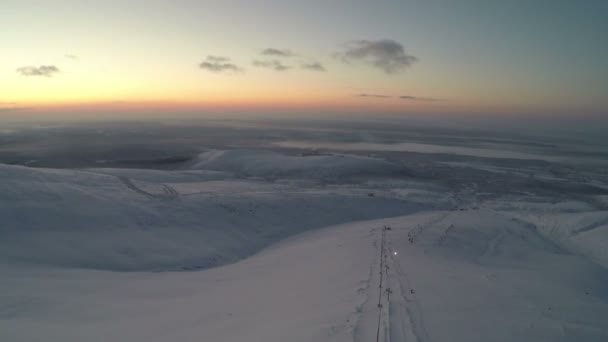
79, 169, 179, 200
355, 224, 430, 342
386, 227, 430, 342
436, 223, 454, 247
354, 227, 385, 342
375, 227, 388, 342
116, 175, 179, 200
162, 184, 179, 197
407, 212, 451, 245
356, 212, 479, 342
570, 216, 608, 236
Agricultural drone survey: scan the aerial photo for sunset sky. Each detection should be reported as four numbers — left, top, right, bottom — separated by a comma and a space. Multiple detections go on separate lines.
1, 0, 607, 119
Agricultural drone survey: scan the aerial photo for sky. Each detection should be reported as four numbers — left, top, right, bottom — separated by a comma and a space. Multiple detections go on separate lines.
1, 0, 607, 120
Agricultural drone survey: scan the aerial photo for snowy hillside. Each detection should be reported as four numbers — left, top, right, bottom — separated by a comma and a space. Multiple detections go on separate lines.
0, 160, 421, 271
1, 147, 608, 341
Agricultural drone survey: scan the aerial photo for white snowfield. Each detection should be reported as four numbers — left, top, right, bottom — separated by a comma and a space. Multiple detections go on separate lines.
1, 149, 608, 341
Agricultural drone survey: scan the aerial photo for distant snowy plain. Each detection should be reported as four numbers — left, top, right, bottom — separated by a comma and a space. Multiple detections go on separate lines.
1, 121, 608, 341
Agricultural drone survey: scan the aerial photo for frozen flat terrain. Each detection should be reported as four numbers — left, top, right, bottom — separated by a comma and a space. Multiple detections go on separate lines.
1, 120, 608, 341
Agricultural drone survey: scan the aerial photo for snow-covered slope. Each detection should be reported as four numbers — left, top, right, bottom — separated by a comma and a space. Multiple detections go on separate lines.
2, 212, 607, 342
2, 147, 608, 342
381, 211, 608, 342
0, 219, 379, 342
0, 162, 421, 271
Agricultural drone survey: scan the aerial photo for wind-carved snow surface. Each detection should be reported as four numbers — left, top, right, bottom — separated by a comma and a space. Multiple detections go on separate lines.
1, 147, 608, 341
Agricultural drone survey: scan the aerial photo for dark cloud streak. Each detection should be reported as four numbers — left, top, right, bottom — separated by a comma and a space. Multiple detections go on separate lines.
252, 59, 291, 71
355, 94, 440, 101
205, 56, 230, 63
199, 56, 242, 73
399, 95, 440, 102
261, 48, 295, 57
16, 65, 60, 77
356, 93, 391, 98
301, 62, 326, 72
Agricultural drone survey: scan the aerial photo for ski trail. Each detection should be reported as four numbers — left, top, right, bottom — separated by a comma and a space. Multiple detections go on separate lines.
386, 227, 431, 342
162, 183, 179, 198
115, 175, 179, 200
355, 223, 435, 342
354, 227, 388, 342
407, 211, 451, 245
436, 223, 454, 247
375, 227, 388, 342
390, 256, 431, 341
570, 216, 608, 236
77, 169, 178, 200
117, 175, 155, 199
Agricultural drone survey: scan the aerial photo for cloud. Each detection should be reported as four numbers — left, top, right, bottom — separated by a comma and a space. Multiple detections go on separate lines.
205, 55, 230, 62
355, 94, 440, 101
301, 62, 326, 72
356, 93, 391, 98
252, 59, 291, 72
399, 95, 439, 102
261, 48, 295, 57
199, 56, 242, 73
16, 65, 60, 77
335, 40, 417, 74
65, 54, 78, 60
